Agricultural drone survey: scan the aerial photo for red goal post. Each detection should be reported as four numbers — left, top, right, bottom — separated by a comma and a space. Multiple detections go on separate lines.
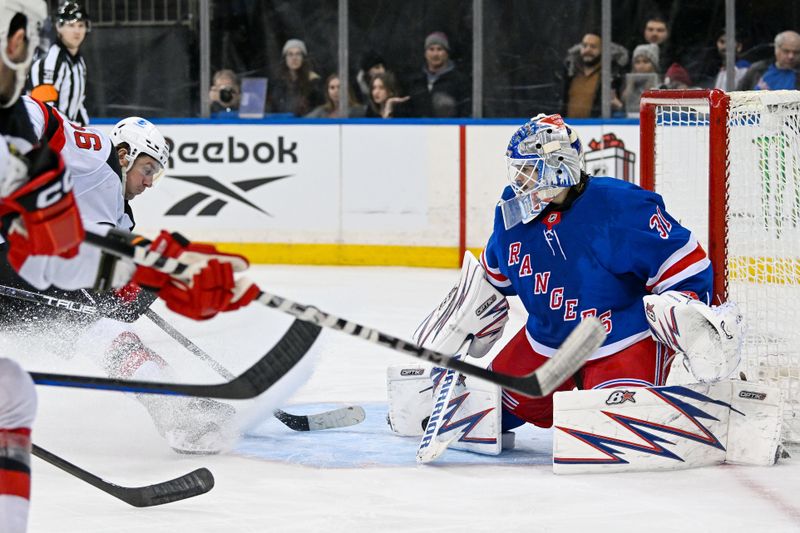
639, 89, 800, 441
639, 89, 730, 304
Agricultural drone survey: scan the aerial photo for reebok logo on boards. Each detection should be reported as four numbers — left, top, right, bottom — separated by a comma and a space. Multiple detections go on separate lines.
163, 135, 298, 217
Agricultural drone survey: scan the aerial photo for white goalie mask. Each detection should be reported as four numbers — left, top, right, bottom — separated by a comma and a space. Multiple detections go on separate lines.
499, 114, 584, 229
110, 117, 170, 183
0, 0, 47, 108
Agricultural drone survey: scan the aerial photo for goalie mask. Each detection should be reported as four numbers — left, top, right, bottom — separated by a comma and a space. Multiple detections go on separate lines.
110, 117, 170, 183
500, 114, 583, 229
0, 0, 47, 108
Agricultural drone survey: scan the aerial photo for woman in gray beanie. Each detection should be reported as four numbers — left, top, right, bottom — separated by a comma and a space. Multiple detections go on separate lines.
621, 43, 662, 117
269, 38, 323, 116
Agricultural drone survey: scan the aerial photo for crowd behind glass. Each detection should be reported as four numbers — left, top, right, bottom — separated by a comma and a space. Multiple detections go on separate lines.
61, 0, 800, 120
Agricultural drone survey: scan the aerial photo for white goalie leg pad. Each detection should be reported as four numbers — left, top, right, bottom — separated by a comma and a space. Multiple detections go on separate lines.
725, 381, 783, 466
386, 364, 433, 436
552, 381, 783, 474
413, 251, 509, 358
445, 376, 503, 456
417, 365, 504, 463
643, 290, 745, 382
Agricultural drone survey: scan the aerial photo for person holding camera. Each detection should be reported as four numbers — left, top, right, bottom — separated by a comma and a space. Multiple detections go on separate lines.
209, 69, 241, 114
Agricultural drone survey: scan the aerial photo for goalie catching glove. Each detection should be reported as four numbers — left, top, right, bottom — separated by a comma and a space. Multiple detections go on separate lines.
643, 290, 745, 382
413, 251, 509, 357
131, 231, 260, 320
0, 143, 84, 274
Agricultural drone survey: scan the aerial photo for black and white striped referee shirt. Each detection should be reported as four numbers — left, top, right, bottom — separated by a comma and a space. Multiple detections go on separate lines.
29, 42, 89, 126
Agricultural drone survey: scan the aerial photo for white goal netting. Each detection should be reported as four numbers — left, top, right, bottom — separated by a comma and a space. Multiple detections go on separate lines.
646, 90, 800, 442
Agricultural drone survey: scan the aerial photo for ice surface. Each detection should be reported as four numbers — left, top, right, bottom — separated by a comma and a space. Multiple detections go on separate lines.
16, 265, 800, 532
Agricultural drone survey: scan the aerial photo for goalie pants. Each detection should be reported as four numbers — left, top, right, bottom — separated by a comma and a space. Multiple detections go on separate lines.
490, 327, 673, 430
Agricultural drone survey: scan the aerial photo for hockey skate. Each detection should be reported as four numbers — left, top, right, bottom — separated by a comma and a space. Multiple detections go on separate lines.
103, 331, 238, 454
139, 395, 237, 455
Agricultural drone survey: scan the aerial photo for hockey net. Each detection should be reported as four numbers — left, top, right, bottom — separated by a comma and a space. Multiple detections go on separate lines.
640, 89, 800, 442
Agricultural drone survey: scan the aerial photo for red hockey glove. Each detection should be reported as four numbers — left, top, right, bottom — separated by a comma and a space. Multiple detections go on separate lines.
131, 231, 260, 320
1, 145, 84, 273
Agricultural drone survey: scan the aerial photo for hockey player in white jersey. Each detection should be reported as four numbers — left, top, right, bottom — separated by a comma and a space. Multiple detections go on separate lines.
0, 99, 251, 454
0, 3, 73, 531
0, 2, 258, 529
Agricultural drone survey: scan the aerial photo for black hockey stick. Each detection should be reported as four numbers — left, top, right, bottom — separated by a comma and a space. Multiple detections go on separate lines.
0, 284, 99, 315
84, 229, 607, 398
141, 308, 366, 431
32, 444, 213, 507
0, 283, 362, 429
29, 318, 321, 398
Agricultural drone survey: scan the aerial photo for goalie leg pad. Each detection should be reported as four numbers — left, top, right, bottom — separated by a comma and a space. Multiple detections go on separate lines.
387, 364, 433, 436
445, 376, 504, 456
726, 381, 783, 466
552, 381, 783, 474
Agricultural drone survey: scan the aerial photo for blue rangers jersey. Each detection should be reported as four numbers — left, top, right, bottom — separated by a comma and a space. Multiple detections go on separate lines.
481, 177, 712, 361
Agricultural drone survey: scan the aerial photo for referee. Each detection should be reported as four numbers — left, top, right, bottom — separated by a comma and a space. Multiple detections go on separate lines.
29, 1, 90, 125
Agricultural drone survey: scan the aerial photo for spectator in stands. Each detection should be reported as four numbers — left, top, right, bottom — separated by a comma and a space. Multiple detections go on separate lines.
306, 74, 365, 118
269, 38, 323, 116
737, 31, 800, 91
365, 72, 409, 118
641, 14, 674, 72
621, 44, 661, 117
209, 69, 241, 114
561, 32, 627, 118
687, 31, 750, 89
356, 51, 387, 104
405, 32, 469, 117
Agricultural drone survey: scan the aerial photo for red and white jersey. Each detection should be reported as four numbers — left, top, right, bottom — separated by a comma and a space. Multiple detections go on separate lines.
12, 96, 131, 290
23, 96, 130, 231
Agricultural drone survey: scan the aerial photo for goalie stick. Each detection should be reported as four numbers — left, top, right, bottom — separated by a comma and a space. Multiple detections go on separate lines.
0, 284, 364, 430
32, 444, 213, 507
29, 318, 321, 399
84, 229, 608, 398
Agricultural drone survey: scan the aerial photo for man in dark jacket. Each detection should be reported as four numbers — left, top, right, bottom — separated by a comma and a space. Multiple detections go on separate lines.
405, 32, 470, 117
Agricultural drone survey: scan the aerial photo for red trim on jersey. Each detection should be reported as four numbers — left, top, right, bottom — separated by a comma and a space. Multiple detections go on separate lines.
30, 96, 66, 152
480, 249, 509, 283
0, 470, 30, 499
0, 428, 31, 500
646, 243, 707, 292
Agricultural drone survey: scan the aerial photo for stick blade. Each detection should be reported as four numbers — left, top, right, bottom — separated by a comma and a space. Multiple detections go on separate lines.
308, 406, 366, 431
534, 317, 607, 396
116, 467, 215, 507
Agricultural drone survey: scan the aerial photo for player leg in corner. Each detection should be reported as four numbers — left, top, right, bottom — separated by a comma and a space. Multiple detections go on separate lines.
0, 359, 36, 533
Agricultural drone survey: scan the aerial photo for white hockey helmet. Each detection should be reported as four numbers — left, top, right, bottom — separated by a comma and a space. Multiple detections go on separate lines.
0, 0, 47, 108
110, 117, 170, 182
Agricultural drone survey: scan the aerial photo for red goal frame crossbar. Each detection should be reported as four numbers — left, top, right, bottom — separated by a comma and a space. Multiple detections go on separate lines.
639, 89, 730, 304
